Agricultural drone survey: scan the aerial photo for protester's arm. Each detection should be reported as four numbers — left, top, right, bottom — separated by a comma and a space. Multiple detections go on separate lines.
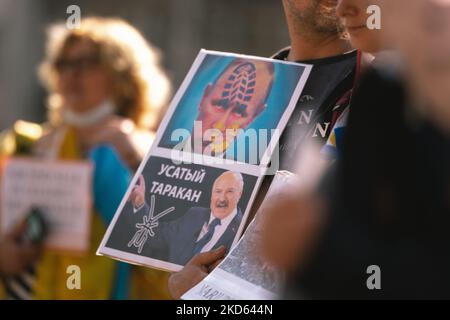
78, 116, 148, 171
168, 246, 226, 299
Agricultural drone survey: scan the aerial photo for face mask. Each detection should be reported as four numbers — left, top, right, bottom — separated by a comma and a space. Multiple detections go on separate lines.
62, 99, 116, 128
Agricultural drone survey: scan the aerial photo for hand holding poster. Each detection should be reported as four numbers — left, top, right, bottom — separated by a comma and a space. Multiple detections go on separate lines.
97, 50, 311, 272
0, 157, 92, 253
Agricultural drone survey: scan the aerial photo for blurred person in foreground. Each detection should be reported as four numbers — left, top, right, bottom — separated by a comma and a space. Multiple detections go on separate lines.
0, 17, 171, 299
262, 0, 450, 299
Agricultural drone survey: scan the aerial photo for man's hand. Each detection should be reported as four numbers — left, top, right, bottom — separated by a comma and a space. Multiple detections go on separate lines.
168, 246, 226, 299
0, 221, 41, 276
129, 175, 146, 209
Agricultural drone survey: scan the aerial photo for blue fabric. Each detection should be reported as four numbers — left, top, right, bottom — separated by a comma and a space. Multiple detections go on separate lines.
89, 144, 132, 300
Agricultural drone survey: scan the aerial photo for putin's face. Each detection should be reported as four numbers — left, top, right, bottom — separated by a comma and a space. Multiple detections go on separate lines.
195, 59, 274, 153
210, 172, 243, 220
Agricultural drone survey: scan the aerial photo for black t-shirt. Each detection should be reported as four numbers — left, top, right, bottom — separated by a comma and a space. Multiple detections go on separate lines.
246, 48, 357, 227
273, 48, 357, 171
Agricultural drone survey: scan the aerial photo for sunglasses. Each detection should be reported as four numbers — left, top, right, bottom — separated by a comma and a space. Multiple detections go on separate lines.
54, 55, 101, 73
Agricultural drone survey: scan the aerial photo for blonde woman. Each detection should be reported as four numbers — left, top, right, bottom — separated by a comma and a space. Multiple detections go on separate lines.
37, 17, 171, 168
2, 17, 171, 299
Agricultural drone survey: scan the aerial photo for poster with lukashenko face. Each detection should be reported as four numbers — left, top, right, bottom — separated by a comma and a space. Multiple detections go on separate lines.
99, 156, 259, 271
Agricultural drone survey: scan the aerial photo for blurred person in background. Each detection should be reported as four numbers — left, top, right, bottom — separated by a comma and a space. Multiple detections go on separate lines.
0, 17, 172, 299
263, 0, 450, 299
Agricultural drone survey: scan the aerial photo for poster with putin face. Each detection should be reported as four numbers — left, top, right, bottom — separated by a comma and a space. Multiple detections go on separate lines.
157, 50, 311, 167
98, 50, 311, 272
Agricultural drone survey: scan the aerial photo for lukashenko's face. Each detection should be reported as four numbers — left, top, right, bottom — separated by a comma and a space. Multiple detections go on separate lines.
210, 173, 243, 220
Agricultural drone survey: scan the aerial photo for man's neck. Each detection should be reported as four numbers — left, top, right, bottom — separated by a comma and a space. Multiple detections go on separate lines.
287, 33, 352, 62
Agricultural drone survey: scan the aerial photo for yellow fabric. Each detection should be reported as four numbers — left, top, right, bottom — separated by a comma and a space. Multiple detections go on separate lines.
129, 268, 171, 300
0, 129, 15, 156
0, 120, 44, 156
32, 127, 116, 299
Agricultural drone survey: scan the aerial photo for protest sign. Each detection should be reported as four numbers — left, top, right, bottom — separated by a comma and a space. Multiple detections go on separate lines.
98, 50, 311, 271
100, 156, 259, 271
0, 157, 92, 253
